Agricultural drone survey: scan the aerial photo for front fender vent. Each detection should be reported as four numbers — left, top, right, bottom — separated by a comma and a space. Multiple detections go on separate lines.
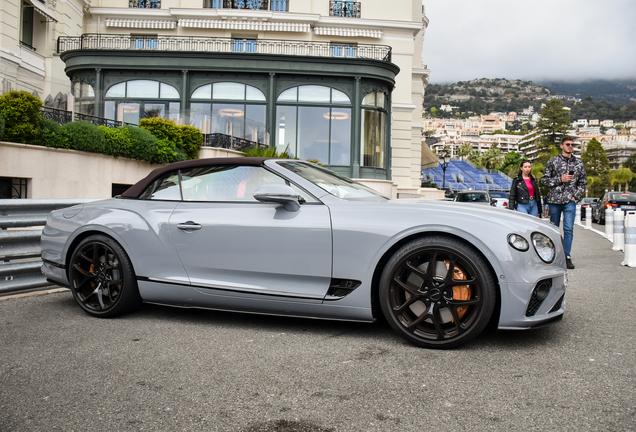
325, 279, 361, 301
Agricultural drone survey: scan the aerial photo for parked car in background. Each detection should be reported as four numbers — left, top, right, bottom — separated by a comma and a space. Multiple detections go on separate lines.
453, 190, 497, 207
591, 191, 636, 225
41, 158, 567, 350
578, 197, 598, 221
489, 191, 509, 208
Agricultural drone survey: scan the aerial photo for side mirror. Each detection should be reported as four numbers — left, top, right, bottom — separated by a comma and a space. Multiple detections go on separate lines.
253, 183, 301, 212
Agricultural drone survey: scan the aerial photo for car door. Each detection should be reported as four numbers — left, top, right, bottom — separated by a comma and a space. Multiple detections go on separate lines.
168, 164, 333, 300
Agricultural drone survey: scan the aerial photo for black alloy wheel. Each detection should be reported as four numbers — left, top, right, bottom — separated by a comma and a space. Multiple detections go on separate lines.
379, 235, 496, 349
68, 235, 141, 317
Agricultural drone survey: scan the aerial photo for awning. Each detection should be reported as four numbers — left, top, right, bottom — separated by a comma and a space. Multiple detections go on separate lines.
421, 140, 439, 170
179, 19, 310, 32
105, 19, 177, 29
313, 27, 382, 38
27, 0, 58, 23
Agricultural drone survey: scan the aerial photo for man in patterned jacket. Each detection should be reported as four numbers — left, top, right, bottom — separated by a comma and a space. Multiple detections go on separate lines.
541, 136, 587, 269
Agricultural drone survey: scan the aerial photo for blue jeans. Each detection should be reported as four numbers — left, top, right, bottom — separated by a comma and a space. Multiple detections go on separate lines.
516, 200, 538, 217
549, 200, 576, 257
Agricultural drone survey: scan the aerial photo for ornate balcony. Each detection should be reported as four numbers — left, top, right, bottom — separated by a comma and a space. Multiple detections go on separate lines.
129, 0, 161, 8
329, 1, 360, 18
57, 34, 392, 62
203, 0, 288, 11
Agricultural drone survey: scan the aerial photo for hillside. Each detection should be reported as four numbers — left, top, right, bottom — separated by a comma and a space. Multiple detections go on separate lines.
424, 78, 636, 122
536, 79, 636, 105
424, 78, 552, 118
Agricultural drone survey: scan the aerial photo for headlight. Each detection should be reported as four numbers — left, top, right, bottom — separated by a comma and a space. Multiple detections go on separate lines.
507, 234, 529, 251
531, 232, 556, 263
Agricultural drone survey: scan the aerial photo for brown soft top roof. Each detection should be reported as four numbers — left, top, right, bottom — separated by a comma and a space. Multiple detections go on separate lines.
121, 157, 272, 198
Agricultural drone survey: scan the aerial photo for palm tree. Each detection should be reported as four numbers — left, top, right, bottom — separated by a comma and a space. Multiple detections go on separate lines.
480, 148, 504, 170
458, 143, 472, 161
610, 168, 634, 191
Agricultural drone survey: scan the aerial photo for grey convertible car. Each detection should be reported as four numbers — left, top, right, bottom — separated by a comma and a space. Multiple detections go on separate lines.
41, 157, 567, 349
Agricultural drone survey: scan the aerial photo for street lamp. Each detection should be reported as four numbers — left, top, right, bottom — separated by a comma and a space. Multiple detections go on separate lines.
440, 151, 451, 190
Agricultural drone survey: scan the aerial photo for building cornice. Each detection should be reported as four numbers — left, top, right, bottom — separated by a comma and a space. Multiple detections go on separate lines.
393, 104, 417, 112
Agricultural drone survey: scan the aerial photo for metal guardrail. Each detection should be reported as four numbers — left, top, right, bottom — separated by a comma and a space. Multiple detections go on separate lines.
0, 199, 97, 295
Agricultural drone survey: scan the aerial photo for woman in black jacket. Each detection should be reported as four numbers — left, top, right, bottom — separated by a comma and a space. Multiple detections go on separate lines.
509, 160, 542, 217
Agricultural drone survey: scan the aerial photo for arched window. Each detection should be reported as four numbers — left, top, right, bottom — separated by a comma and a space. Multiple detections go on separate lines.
361, 91, 387, 168
103, 80, 180, 125
276, 85, 351, 166
190, 82, 267, 145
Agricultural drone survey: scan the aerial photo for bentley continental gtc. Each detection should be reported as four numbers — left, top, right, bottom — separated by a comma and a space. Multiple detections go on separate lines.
41, 158, 567, 349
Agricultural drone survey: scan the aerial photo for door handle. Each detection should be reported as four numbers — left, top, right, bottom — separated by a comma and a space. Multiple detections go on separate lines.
177, 222, 202, 231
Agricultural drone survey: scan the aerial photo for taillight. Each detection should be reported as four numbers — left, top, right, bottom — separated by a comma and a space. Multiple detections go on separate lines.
606, 203, 618, 208
503, 202, 507, 206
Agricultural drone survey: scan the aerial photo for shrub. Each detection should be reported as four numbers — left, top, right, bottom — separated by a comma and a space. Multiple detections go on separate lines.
39, 118, 62, 148
99, 125, 135, 158
59, 121, 106, 153
0, 90, 43, 144
153, 139, 178, 165
123, 126, 158, 162
0, 113, 5, 139
139, 117, 182, 150
178, 124, 203, 159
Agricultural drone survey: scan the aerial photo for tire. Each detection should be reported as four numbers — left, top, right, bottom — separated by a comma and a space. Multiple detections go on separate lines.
379, 235, 496, 349
68, 234, 141, 318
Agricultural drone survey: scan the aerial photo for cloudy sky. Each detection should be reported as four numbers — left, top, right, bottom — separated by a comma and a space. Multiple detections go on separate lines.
422, 0, 636, 84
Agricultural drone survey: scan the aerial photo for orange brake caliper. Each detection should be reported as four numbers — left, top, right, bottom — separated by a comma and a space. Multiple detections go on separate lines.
444, 260, 471, 319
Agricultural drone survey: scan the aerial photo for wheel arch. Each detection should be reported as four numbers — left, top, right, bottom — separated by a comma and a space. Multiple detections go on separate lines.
65, 229, 136, 279
369, 231, 501, 326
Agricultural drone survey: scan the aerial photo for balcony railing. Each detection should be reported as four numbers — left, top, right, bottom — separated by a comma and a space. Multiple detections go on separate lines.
203, 0, 288, 11
57, 34, 392, 62
40, 107, 135, 128
202, 133, 267, 152
330, 1, 360, 18
129, 0, 161, 8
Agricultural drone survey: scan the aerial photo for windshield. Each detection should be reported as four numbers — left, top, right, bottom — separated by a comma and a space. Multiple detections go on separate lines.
277, 161, 388, 200
610, 192, 636, 202
490, 192, 508, 198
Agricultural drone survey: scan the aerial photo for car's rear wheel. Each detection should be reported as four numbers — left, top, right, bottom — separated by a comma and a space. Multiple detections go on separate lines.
68, 235, 141, 318
379, 235, 496, 349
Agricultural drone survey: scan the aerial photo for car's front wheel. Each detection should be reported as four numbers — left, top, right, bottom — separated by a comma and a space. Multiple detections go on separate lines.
379, 235, 496, 349
68, 235, 141, 318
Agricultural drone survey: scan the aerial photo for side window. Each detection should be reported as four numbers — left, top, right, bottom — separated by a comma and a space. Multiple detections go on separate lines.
180, 166, 283, 202
139, 171, 181, 200
180, 165, 319, 203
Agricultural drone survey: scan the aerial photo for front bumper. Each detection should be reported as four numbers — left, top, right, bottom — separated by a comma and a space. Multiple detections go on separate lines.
498, 272, 567, 330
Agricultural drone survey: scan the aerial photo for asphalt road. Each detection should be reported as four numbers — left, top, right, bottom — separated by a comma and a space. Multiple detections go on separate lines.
1, 224, 634, 432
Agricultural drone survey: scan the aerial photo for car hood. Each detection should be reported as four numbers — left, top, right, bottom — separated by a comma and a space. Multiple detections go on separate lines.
386, 198, 559, 234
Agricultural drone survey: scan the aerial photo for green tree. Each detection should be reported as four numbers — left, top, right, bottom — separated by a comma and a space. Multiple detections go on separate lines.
467, 150, 483, 167
610, 168, 634, 191
581, 138, 609, 176
581, 138, 610, 196
534, 99, 572, 160
480, 148, 503, 170
457, 142, 472, 160
501, 151, 523, 175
